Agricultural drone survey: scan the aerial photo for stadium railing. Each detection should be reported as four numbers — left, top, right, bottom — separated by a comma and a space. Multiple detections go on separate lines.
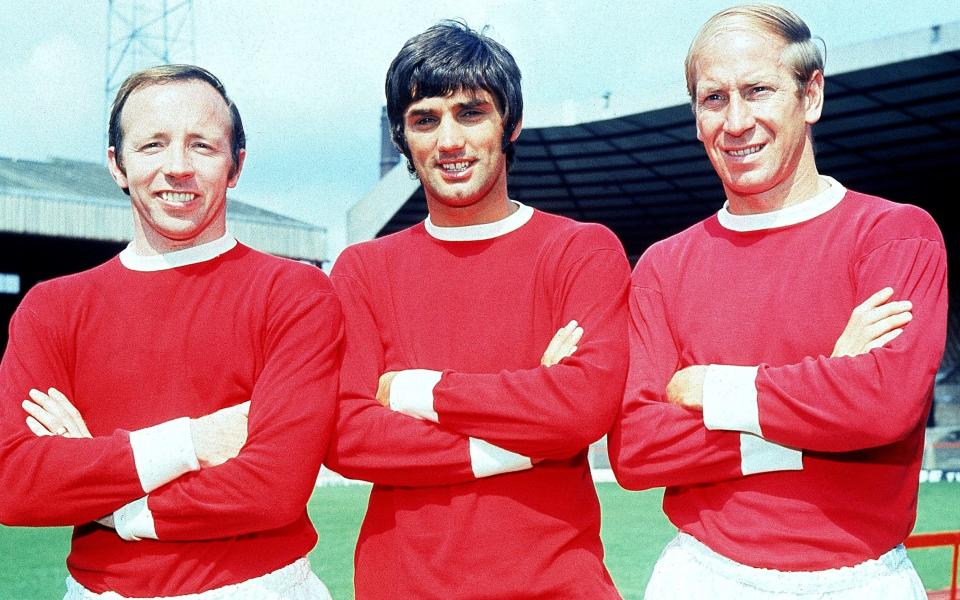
905, 530, 960, 600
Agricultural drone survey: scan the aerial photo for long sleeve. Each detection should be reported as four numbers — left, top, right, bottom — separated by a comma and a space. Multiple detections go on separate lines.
705, 209, 948, 452
399, 235, 631, 460
326, 250, 528, 487
609, 271, 802, 491
138, 285, 343, 541
757, 237, 944, 450
0, 292, 146, 526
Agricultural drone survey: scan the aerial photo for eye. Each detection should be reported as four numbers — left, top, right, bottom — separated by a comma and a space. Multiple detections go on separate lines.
139, 141, 163, 152
460, 106, 490, 122
407, 115, 438, 132
699, 93, 724, 108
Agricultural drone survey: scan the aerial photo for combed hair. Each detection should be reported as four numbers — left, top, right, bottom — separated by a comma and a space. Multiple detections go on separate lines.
684, 3, 824, 103
385, 20, 523, 173
108, 64, 245, 187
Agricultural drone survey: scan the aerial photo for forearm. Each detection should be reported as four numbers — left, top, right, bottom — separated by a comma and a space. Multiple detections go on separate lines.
113, 286, 346, 541
391, 356, 625, 460
705, 350, 940, 452
389, 256, 629, 460
609, 395, 801, 490
327, 396, 531, 487
0, 419, 198, 526
702, 233, 947, 452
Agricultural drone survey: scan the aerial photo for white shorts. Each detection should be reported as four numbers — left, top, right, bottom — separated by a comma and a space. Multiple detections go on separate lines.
63, 557, 332, 600
644, 532, 926, 599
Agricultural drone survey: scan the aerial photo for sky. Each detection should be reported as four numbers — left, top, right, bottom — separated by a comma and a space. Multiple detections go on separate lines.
2, 1, 959, 257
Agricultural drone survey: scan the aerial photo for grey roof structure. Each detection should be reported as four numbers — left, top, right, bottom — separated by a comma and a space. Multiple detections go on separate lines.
0, 156, 326, 262
361, 22, 959, 385
379, 41, 958, 260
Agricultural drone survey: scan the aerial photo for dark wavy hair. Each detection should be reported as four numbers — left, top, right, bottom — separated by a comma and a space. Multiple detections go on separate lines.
385, 20, 523, 174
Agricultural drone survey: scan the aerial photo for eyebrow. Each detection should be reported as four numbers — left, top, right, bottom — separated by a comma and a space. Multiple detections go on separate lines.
459, 98, 491, 110
405, 98, 494, 118
406, 108, 435, 119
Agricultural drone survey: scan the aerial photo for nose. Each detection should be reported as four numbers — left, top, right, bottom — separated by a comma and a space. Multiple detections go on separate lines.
437, 119, 465, 153
723, 96, 755, 137
162, 146, 194, 179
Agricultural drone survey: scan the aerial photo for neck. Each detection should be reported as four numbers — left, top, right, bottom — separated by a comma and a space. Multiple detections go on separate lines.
425, 173, 515, 227
131, 221, 227, 256
725, 147, 823, 215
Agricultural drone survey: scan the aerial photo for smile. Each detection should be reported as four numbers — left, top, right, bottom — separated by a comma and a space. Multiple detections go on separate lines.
726, 144, 765, 157
440, 161, 472, 173
159, 192, 197, 205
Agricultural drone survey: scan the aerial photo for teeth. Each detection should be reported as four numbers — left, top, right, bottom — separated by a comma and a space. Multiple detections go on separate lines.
441, 162, 470, 172
728, 145, 763, 157
160, 192, 195, 204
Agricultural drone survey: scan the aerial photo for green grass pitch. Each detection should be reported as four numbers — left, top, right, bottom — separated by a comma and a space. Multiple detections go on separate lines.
2, 482, 957, 599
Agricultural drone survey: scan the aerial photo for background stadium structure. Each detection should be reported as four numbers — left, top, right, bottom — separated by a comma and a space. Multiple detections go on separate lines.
0, 156, 327, 350
104, 0, 196, 148
352, 21, 960, 432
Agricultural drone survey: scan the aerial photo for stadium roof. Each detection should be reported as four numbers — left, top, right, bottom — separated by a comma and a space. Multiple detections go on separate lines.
347, 21, 959, 384
361, 21, 959, 262
0, 156, 327, 262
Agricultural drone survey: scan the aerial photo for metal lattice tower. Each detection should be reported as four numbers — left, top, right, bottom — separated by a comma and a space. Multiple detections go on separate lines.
103, 0, 196, 151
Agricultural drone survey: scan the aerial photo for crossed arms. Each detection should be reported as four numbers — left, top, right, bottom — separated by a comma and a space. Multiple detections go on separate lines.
0, 277, 343, 542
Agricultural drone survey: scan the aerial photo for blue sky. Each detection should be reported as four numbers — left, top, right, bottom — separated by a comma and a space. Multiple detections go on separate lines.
2, 1, 959, 256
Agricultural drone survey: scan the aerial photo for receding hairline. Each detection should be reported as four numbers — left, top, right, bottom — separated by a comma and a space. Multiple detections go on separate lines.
114, 78, 237, 146
684, 5, 822, 101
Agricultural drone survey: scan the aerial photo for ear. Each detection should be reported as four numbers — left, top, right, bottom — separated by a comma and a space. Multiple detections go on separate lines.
508, 117, 523, 142
803, 70, 824, 125
106, 147, 128, 190
228, 148, 246, 188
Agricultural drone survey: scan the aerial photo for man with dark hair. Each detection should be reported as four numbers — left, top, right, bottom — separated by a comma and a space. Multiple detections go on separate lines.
609, 4, 946, 598
327, 21, 629, 599
0, 64, 342, 599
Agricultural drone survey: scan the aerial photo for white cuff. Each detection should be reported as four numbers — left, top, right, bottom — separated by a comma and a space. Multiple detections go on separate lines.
114, 497, 157, 541
740, 433, 803, 476
702, 365, 762, 436
389, 369, 442, 422
129, 417, 200, 493
96, 514, 115, 529
469, 438, 533, 478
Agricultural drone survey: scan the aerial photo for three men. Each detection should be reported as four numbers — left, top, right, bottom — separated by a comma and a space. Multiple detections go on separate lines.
610, 5, 947, 598
0, 65, 343, 599
0, 6, 949, 600
326, 20, 629, 599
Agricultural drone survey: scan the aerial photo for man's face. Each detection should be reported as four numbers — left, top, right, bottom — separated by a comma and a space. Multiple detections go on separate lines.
107, 79, 244, 254
692, 29, 822, 208
403, 89, 519, 225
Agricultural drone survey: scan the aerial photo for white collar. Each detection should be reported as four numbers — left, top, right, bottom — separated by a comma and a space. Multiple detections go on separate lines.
717, 176, 846, 232
425, 202, 534, 242
119, 233, 238, 272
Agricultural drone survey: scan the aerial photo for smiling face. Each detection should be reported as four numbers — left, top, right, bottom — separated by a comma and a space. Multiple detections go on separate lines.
693, 28, 823, 213
403, 88, 521, 227
107, 79, 245, 254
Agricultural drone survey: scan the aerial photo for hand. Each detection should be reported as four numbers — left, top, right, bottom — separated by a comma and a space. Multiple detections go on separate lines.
666, 365, 708, 410
376, 372, 398, 408
22, 387, 92, 438
832, 287, 912, 358
541, 320, 583, 367
190, 401, 250, 468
